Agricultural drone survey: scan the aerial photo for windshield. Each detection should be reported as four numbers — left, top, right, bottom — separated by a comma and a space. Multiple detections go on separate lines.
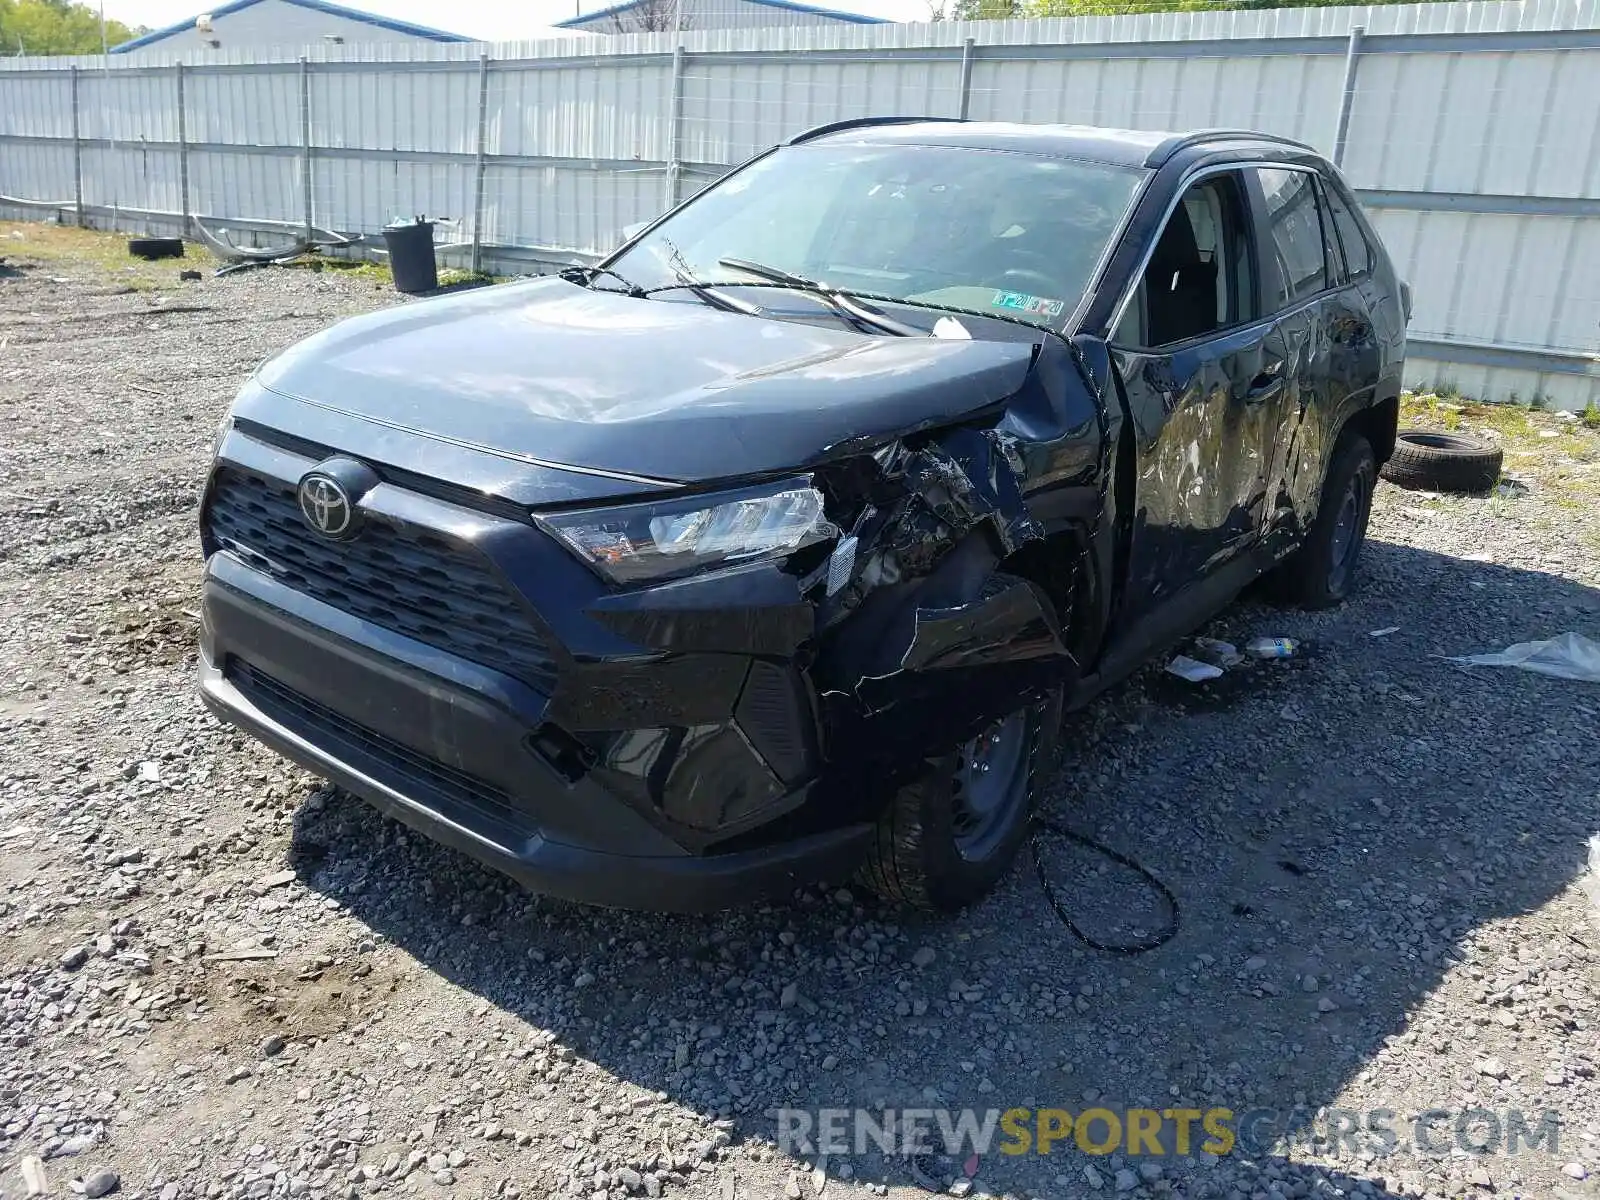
608, 142, 1147, 330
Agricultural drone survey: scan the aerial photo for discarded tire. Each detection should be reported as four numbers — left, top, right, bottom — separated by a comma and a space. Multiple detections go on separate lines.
127, 237, 184, 261
1379, 429, 1503, 493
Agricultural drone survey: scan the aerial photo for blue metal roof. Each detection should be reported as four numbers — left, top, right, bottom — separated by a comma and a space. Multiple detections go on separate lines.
555, 0, 887, 28
110, 0, 473, 52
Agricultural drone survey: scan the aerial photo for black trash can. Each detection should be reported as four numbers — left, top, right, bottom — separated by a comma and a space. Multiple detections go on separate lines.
383, 216, 437, 295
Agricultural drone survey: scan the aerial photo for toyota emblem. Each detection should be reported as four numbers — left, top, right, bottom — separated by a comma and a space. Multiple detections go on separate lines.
297, 474, 355, 538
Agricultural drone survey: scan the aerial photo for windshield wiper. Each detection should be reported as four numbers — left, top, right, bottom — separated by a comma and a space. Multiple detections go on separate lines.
655, 240, 762, 316
559, 264, 646, 297
642, 272, 1056, 340
718, 260, 1069, 337
716, 257, 923, 337
846, 292, 1061, 338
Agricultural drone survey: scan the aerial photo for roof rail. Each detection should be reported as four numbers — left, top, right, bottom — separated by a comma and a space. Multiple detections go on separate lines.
787, 116, 964, 146
1145, 128, 1318, 167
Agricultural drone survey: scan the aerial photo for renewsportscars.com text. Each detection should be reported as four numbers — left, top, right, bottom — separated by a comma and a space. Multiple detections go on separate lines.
776, 1106, 1562, 1159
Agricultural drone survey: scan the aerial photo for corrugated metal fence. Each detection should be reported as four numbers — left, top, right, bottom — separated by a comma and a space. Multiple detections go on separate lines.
3, 0, 1598, 407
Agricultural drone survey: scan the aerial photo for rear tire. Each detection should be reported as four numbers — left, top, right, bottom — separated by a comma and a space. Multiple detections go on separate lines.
1267, 430, 1376, 610
857, 689, 1061, 912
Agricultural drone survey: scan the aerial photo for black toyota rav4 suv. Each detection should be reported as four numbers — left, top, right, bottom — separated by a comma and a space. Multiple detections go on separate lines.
199, 120, 1407, 912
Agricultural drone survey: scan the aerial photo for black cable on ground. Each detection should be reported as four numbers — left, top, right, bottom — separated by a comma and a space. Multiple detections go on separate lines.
1027, 817, 1180, 955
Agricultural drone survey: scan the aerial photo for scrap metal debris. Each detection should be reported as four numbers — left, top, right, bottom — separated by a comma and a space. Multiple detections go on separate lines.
195, 217, 363, 277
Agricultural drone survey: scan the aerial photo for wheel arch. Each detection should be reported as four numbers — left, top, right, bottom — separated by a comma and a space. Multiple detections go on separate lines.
1346, 392, 1400, 464
998, 522, 1101, 670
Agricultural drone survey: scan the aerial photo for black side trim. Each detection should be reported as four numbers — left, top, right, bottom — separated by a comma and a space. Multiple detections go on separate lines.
1069, 546, 1269, 710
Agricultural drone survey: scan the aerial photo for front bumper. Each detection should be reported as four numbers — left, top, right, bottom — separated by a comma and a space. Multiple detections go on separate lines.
196, 420, 874, 911
198, 574, 872, 911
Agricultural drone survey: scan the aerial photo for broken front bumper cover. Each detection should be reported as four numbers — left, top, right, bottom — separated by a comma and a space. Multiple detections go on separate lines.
199, 653, 873, 912
197, 555, 874, 913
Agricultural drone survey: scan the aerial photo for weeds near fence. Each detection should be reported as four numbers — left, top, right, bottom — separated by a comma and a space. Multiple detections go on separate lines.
3, 222, 217, 291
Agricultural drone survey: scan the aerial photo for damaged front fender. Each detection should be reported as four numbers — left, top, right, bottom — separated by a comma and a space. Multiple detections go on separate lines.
849, 570, 1071, 749
896, 573, 1067, 675
816, 545, 1078, 782
811, 418, 1091, 788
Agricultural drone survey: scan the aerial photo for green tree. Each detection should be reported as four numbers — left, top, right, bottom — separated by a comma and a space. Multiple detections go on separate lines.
0, 0, 140, 55
954, 0, 1026, 16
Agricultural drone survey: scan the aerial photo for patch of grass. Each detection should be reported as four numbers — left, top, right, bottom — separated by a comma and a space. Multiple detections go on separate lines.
1567, 441, 1600, 464
3, 220, 217, 292
1582, 400, 1600, 431
308, 256, 389, 283
1462, 401, 1534, 442
1398, 390, 1600, 513
287, 255, 503, 291
1403, 392, 1538, 444
4, 223, 504, 295
439, 267, 502, 287
1399, 392, 1440, 424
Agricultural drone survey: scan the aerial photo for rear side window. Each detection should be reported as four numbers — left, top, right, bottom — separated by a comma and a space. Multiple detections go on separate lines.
1322, 181, 1374, 280
1316, 181, 1345, 282
1256, 167, 1329, 309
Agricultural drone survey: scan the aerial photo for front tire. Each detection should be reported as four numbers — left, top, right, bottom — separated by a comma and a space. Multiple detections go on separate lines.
857, 689, 1061, 912
1269, 429, 1376, 609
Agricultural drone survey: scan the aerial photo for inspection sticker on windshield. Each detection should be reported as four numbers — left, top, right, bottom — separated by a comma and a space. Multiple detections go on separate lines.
991, 290, 1065, 318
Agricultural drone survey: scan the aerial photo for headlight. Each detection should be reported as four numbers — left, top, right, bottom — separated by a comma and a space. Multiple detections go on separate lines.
538, 480, 836, 585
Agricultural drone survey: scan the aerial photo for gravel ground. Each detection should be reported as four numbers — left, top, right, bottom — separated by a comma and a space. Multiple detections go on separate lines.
4, 225, 1600, 1200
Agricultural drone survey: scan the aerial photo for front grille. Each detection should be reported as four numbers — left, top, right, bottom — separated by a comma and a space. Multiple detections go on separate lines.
206, 468, 557, 691
230, 662, 518, 823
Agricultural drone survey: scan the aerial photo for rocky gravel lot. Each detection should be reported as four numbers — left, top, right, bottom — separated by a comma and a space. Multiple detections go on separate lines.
4, 226, 1600, 1200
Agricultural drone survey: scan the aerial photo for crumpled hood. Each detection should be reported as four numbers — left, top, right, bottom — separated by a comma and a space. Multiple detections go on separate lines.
256, 276, 1039, 483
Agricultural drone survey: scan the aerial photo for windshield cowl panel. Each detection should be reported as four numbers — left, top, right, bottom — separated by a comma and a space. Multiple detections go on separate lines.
608, 142, 1148, 337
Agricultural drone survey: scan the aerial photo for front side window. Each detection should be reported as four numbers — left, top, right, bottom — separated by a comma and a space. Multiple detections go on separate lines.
609, 143, 1148, 330
1115, 172, 1254, 349
1257, 167, 1330, 309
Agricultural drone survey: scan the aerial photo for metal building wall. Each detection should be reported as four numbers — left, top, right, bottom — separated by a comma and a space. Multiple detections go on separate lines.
1, 0, 1596, 407
563, 0, 883, 34
110, 0, 471, 55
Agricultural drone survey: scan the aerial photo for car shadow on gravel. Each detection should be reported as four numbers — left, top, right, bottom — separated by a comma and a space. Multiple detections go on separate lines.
285, 540, 1600, 1199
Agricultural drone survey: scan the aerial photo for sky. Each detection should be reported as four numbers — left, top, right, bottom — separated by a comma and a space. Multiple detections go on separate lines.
97, 0, 934, 40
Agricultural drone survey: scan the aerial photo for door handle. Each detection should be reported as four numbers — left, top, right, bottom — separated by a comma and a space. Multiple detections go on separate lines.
1245, 369, 1284, 404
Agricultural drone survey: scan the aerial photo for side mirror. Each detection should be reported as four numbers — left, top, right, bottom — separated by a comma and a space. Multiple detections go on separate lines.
620, 221, 648, 242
